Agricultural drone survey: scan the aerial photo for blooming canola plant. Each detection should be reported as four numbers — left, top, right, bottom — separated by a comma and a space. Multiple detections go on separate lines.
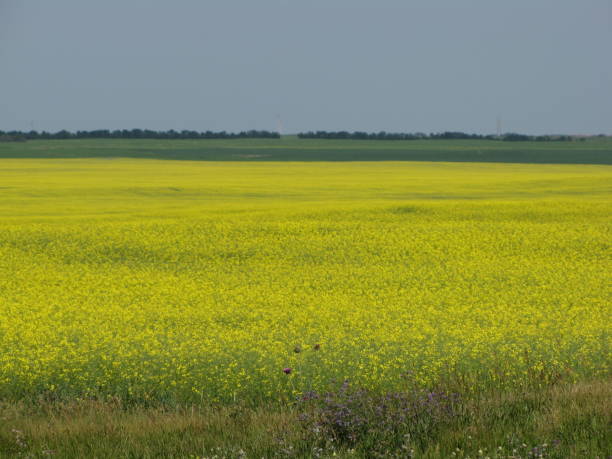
0, 159, 609, 402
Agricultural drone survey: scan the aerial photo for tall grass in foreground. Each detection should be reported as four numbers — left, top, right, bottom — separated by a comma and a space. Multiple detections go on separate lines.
0, 379, 609, 458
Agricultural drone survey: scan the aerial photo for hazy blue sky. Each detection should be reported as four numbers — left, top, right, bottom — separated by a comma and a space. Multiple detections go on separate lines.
1, 0, 611, 134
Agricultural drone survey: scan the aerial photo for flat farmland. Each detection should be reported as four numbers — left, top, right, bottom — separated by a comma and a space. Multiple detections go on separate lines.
0, 159, 609, 405
1, 136, 611, 164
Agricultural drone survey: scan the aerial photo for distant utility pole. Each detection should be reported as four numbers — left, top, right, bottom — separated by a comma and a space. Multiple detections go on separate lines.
496, 116, 502, 137
276, 115, 284, 136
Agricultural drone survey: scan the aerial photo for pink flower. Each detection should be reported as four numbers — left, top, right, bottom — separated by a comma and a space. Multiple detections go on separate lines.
283, 367, 292, 374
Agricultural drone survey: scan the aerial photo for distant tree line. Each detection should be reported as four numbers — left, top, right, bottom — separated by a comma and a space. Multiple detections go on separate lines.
297, 131, 576, 142
0, 129, 597, 143
0, 129, 280, 142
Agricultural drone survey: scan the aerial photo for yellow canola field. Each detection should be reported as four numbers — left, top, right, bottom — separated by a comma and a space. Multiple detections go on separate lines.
0, 160, 610, 402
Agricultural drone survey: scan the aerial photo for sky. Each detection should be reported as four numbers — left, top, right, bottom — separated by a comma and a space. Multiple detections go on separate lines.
1, 0, 611, 135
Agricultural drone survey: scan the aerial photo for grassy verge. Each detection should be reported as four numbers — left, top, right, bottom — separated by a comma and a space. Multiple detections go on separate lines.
1, 379, 609, 458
